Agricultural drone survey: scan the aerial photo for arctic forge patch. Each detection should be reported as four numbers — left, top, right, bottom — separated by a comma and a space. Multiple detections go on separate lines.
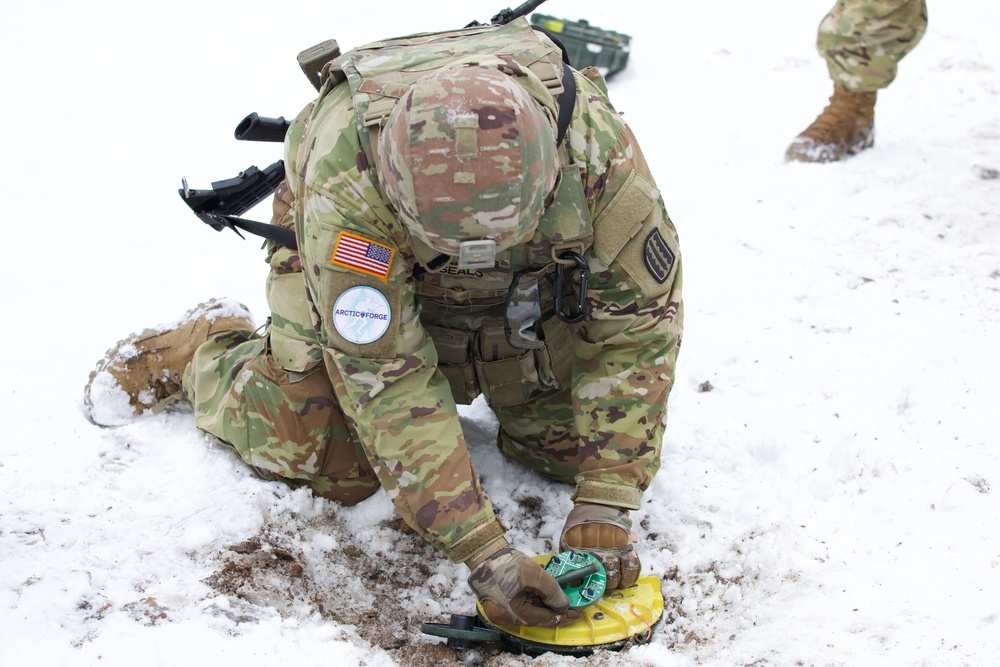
331, 232, 395, 281
643, 228, 675, 284
332, 286, 392, 344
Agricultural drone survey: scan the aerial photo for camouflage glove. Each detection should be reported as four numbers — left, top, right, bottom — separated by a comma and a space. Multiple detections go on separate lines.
467, 540, 580, 628
559, 503, 641, 590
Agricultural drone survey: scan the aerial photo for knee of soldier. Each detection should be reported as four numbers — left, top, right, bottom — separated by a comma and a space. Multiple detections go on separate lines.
497, 428, 579, 484
310, 473, 381, 506
216, 352, 368, 484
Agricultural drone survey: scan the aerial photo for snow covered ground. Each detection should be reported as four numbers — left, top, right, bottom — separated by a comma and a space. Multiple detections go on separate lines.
1, 1, 998, 665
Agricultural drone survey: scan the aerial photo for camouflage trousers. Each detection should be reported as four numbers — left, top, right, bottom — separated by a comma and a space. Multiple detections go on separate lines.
818, 0, 928, 92
179, 253, 626, 505
180, 326, 637, 504
182, 327, 381, 504
495, 386, 657, 493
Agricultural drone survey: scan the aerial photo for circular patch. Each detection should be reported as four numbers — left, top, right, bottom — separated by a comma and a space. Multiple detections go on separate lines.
332, 286, 391, 345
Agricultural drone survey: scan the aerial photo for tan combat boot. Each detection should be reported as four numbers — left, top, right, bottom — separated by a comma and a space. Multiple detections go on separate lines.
785, 85, 877, 163
84, 298, 255, 426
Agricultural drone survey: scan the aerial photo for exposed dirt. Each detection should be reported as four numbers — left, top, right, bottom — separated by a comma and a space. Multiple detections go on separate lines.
198, 492, 709, 666
201, 516, 520, 666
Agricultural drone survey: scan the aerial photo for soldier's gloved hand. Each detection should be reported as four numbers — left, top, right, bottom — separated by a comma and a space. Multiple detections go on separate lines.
559, 503, 641, 590
467, 540, 581, 628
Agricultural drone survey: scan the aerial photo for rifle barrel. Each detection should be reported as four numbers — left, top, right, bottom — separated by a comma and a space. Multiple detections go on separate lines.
510, 0, 548, 17
491, 0, 549, 25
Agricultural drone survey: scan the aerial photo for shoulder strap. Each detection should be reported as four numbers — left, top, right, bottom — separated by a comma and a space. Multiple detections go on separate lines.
220, 215, 298, 250
555, 62, 576, 145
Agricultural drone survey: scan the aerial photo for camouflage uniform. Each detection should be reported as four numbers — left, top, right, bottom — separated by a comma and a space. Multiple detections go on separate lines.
817, 0, 928, 92
184, 19, 683, 565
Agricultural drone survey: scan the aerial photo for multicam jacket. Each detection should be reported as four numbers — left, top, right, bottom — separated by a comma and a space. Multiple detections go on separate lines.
281, 18, 683, 563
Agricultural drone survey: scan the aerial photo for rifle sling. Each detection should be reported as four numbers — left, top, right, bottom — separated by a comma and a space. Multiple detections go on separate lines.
555, 62, 575, 145
222, 215, 299, 251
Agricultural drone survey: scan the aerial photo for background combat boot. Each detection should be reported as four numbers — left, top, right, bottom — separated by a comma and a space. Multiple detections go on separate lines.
785, 85, 877, 163
84, 298, 255, 426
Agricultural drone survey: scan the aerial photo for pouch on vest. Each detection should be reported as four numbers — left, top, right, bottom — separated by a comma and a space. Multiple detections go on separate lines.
425, 326, 478, 405
503, 270, 575, 391
535, 314, 574, 390
265, 270, 323, 375
474, 317, 541, 408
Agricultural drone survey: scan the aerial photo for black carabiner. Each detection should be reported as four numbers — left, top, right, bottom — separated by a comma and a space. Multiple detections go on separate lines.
554, 251, 591, 324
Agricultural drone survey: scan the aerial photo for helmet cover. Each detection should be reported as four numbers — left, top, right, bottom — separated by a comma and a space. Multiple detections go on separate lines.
378, 65, 558, 255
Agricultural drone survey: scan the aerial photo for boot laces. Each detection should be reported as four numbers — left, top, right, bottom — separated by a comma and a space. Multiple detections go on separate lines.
148, 368, 185, 408
800, 90, 874, 144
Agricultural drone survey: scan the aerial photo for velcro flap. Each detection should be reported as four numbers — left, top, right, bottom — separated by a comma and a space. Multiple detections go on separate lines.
592, 171, 660, 266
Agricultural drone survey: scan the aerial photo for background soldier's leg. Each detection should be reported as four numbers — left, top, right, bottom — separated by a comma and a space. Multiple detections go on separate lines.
818, 0, 929, 92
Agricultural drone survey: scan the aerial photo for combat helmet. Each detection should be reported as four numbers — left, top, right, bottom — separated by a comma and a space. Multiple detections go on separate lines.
378, 65, 558, 257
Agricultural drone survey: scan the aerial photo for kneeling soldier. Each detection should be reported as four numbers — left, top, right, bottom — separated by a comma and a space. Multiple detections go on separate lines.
85, 18, 683, 628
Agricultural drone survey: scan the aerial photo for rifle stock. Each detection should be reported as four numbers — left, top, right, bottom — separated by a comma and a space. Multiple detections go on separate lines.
178, 160, 295, 248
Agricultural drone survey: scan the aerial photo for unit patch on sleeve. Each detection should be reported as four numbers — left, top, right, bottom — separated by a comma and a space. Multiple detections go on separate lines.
332, 286, 392, 344
331, 231, 395, 281
643, 228, 676, 284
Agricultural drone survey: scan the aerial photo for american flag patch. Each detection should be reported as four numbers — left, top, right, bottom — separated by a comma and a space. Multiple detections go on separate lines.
330, 232, 395, 281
